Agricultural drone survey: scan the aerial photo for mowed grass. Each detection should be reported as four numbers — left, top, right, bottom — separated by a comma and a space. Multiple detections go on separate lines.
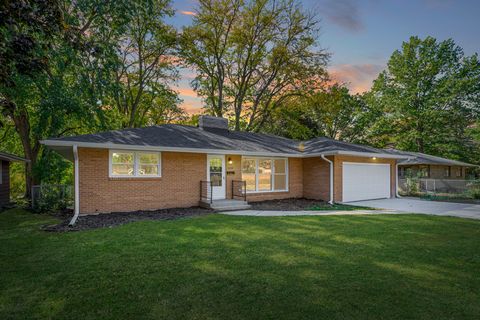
1, 209, 480, 320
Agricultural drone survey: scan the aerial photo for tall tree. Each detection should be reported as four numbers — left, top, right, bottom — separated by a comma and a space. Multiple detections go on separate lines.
180, 0, 328, 130
0, 0, 185, 198
0, 0, 65, 198
368, 36, 480, 162
264, 84, 370, 141
180, 0, 242, 117
111, 0, 180, 128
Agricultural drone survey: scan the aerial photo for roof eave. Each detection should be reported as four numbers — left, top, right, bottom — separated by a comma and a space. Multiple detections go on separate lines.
41, 140, 410, 159
305, 150, 410, 159
0, 153, 29, 162
398, 161, 477, 167
40, 139, 305, 158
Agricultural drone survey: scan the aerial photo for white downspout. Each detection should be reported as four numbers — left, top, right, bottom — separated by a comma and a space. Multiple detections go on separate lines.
395, 161, 401, 198
321, 154, 334, 204
69, 145, 80, 226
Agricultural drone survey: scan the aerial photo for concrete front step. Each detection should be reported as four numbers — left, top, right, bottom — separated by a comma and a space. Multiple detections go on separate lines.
200, 199, 251, 211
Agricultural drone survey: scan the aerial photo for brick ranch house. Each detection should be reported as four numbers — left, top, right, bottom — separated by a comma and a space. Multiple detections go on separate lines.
40, 116, 470, 223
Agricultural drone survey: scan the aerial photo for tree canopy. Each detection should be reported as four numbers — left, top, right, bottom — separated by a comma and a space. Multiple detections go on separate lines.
367, 36, 480, 163
180, 0, 329, 130
264, 84, 371, 142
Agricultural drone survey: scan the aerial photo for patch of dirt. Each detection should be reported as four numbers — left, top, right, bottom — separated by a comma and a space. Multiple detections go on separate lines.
43, 207, 214, 232
249, 198, 328, 211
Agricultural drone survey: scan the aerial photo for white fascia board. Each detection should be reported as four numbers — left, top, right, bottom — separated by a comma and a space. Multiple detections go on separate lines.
40, 139, 305, 158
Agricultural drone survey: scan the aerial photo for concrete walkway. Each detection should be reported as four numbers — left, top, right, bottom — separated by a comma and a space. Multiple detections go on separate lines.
220, 209, 400, 217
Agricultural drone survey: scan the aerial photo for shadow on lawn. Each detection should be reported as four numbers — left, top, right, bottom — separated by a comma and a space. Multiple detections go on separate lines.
1, 211, 479, 319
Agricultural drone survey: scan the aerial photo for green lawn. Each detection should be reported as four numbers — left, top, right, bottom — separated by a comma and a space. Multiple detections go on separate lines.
1, 209, 480, 320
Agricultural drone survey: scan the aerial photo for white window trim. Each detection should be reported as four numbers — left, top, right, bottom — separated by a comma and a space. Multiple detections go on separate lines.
109, 150, 162, 178
241, 157, 288, 193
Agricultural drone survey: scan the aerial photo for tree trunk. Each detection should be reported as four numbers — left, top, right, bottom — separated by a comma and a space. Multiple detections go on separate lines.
416, 137, 425, 153
1, 99, 38, 199
416, 121, 425, 153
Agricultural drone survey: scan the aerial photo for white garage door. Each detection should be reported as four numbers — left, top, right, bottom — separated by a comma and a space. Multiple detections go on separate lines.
342, 162, 391, 202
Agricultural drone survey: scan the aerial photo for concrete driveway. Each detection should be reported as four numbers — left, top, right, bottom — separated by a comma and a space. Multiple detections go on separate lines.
347, 198, 480, 220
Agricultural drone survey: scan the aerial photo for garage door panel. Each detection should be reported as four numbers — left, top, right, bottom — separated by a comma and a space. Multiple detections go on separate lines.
342, 162, 390, 202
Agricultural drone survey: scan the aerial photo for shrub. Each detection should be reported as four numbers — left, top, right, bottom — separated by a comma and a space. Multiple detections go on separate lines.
32, 185, 73, 213
404, 169, 420, 195
467, 180, 480, 199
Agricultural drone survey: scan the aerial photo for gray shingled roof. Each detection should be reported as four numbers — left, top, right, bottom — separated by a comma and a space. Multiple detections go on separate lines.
385, 149, 476, 167
44, 124, 407, 157
47, 124, 304, 154
42, 124, 475, 165
304, 137, 388, 154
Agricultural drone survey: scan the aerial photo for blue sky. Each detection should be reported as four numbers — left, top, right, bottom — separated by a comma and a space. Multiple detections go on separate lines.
168, 0, 480, 113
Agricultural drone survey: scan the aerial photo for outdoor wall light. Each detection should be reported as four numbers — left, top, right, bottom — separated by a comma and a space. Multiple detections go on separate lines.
228, 157, 233, 164
372, 157, 377, 160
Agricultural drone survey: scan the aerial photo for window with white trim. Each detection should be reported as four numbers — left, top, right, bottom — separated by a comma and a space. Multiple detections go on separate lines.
110, 150, 161, 177
274, 159, 287, 190
241, 157, 288, 192
242, 159, 256, 191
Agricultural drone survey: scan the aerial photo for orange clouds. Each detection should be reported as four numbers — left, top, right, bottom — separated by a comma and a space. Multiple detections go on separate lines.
180, 101, 203, 114
180, 10, 196, 16
177, 87, 198, 98
175, 84, 203, 114
174, 63, 385, 114
328, 64, 384, 94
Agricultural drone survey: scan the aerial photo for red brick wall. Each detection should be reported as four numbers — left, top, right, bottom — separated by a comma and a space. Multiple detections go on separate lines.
302, 156, 332, 201
78, 148, 206, 214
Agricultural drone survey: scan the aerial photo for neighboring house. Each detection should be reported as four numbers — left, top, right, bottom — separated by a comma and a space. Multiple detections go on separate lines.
0, 152, 28, 208
385, 149, 477, 193
42, 116, 410, 221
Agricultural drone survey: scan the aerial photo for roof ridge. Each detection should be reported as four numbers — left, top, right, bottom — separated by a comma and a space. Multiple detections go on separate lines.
306, 136, 386, 152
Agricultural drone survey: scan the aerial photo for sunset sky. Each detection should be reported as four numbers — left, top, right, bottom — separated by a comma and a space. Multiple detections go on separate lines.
166, 0, 480, 114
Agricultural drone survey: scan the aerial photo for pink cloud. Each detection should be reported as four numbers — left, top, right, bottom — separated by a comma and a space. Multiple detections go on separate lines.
180, 10, 196, 16
180, 101, 203, 114
176, 87, 199, 98
328, 64, 384, 93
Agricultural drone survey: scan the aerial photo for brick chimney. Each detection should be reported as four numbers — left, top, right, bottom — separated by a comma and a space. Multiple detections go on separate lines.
198, 116, 229, 131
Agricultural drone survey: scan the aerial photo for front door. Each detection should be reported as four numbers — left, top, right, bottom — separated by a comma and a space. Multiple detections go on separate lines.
207, 155, 226, 200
